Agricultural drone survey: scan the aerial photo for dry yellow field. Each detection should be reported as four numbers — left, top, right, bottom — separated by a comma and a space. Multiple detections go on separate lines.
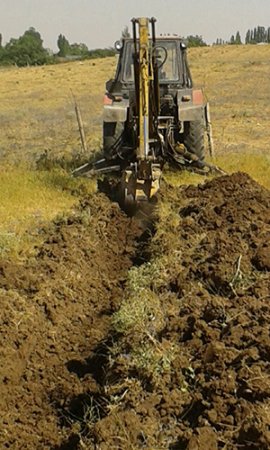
0, 45, 269, 165
0, 58, 112, 164
0, 45, 270, 254
190, 45, 270, 156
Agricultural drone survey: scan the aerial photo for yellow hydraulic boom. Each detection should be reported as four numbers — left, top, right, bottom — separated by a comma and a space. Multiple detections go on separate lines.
123, 17, 161, 205
138, 17, 150, 161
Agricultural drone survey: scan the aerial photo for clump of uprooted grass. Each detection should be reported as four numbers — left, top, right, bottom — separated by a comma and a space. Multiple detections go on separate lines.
0, 167, 96, 257
115, 200, 194, 378
112, 260, 177, 384
113, 262, 165, 336
110, 190, 191, 385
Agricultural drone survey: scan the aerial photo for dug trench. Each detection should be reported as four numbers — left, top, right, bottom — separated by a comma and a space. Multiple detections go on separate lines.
0, 192, 153, 449
0, 172, 270, 450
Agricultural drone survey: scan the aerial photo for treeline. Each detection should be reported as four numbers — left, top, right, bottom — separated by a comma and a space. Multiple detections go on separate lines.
0, 28, 51, 66
56, 34, 115, 59
0, 27, 115, 67
215, 25, 270, 45
245, 26, 270, 44
1, 24, 269, 68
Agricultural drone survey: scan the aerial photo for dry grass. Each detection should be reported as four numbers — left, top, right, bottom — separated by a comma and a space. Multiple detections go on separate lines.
0, 45, 269, 166
215, 153, 270, 189
0, 58, 116, 164
0, 168, 96, 256
189, 44, 270, 157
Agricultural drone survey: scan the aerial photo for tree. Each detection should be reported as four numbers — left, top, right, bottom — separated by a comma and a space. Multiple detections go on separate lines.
253, 27, 257, 43
245, 30, 251, 44
1, 27, 50, 66
57, 34, 70, 57
257, 26, 263, 42
245, 25, 269, 44
235, 31, 242, 44
185, 35, 207, 47
214, 38, 225, 45
230, 35, 235, 45
69, 43, 89, 57
88, 48, 116, 59
57, 35, 90, 58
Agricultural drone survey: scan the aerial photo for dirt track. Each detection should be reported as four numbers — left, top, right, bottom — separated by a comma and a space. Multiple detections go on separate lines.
0, 173, 269, 449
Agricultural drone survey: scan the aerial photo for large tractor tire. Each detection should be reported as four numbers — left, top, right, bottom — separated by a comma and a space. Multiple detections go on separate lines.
183, 120, 205, 161
103, 121, 124, 159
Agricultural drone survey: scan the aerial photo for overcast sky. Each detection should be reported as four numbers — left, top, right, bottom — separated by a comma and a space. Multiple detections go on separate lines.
1, 0, 270, 50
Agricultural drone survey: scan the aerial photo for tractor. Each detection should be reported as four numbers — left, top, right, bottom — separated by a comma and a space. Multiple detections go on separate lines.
74, 17, 216, 205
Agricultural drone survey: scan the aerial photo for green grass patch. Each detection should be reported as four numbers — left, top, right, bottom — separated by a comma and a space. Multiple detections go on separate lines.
163, 168, 204, 187
215, 153, 270, 189
164, 153, 270, 190
0, 167, 95, 256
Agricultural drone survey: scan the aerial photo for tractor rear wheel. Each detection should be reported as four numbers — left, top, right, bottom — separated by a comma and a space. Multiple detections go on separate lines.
183, 120, 205, 161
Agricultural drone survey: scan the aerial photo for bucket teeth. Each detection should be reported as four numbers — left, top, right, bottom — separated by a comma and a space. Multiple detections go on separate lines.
122, 165, 161, 205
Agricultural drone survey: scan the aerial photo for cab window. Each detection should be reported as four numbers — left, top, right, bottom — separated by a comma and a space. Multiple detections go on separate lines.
123, 41, 179, 82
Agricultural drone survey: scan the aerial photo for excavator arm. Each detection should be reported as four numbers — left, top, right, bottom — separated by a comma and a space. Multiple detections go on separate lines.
122, 17, 162, 205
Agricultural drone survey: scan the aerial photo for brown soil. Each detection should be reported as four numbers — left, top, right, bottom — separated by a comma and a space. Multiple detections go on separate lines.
0, 194, 145, 449
0, 172, 270, 450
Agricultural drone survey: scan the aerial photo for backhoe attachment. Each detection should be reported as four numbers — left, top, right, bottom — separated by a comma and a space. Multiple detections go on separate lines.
122, 162, 161, 205
121, 17, 162, 205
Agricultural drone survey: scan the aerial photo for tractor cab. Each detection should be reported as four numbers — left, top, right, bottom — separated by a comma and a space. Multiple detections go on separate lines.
107, 36, 193, 96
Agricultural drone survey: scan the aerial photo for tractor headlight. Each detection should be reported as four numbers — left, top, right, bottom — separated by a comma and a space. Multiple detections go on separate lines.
114, 40, 123, 52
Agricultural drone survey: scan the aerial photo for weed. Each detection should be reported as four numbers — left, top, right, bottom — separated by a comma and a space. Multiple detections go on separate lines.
112, 286, 164, 337
131, 340, 176, 381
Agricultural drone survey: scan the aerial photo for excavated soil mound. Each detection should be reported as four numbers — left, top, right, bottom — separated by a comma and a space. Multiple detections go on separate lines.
0, 172, 269, 450
0, 194, 144, 449
88, 173, 270, 450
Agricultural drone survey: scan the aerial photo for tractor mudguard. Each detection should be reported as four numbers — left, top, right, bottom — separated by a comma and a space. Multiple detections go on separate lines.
103, 104, 128, 123
178, 88, 205, 122
179, 105, 205, 122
